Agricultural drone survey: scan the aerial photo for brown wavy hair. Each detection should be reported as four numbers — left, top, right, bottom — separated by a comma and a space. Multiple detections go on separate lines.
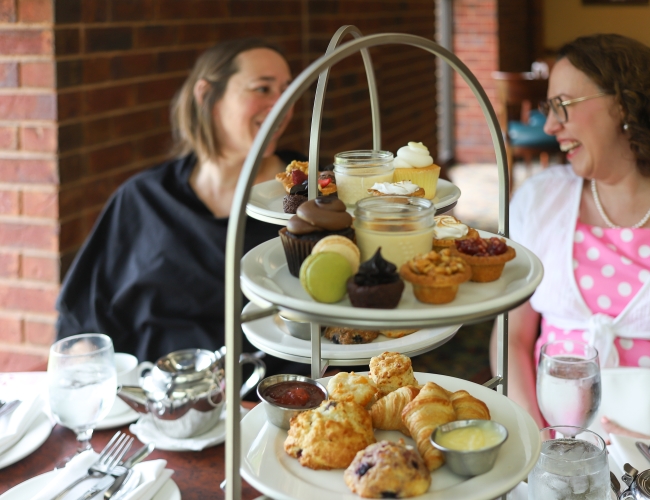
558, 34, 650, 176
170, 38, 285, 162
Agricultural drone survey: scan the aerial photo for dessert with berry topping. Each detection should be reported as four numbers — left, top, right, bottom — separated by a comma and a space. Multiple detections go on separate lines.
283, 179, 308, 214
275, 160, 309, 193
431, 215, 480, 251
454, 236, 516, 282
399, 249, 472, 304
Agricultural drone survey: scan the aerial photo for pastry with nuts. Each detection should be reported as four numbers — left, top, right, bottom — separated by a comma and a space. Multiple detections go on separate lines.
454, 236, 516, 282
431, 215, 479, 252
400, 249, 472, 304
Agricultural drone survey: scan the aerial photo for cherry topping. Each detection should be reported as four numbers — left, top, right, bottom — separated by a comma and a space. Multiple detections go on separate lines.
455, 237, 508, 256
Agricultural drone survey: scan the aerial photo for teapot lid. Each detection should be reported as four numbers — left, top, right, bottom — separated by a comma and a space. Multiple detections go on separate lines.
636, 470, 650, 498
155, 349, 221, 384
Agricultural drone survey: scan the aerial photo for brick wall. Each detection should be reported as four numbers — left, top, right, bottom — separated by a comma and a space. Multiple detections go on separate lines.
0, 0, 58, 370
0, 0, 437, 369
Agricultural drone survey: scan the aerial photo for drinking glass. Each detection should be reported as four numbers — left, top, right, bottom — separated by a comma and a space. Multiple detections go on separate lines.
537, 340, 601, 431
528, 426, 612, 500
48, 334, 117, 456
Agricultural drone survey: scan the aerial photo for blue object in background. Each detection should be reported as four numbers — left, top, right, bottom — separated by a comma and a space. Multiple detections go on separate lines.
508, 110, 558, 148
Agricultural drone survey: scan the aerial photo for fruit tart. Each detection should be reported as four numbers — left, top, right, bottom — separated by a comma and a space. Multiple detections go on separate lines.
276, 160, 309, 194
431, 215, 480, 251
454, 236, 516, 282
400, 249, 472, 304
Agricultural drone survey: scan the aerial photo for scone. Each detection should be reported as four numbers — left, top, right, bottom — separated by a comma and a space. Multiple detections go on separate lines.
367, 180, 425, 198
431, 215, 480, 252
369, 352, 419, 397
284, 400, 376, 470
400, 249, 472, 304
454, 237, 516, 282
324, 326, 379, 345
327, 372, 378, 407
344, 440, 431, 498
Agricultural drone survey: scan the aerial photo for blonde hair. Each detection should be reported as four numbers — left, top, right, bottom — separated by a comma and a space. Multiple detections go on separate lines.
170, 38, 285, 162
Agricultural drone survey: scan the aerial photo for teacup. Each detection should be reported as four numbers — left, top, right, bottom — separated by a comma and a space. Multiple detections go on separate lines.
106, 353, 152, 418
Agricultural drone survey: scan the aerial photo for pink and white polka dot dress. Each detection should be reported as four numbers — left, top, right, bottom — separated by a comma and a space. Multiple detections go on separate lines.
535, 221, 650, 367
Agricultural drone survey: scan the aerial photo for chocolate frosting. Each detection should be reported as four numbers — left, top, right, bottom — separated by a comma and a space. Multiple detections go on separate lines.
287, 197, 351, 234
289, 180, 308, 196
353, 248, 400, 286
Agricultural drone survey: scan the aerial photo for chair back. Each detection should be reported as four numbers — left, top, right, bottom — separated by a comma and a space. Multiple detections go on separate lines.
492, 71, 549, 127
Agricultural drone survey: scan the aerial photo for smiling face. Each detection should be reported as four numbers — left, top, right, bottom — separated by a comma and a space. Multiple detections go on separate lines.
211, 48, 293, 160
543, 58, 633, 182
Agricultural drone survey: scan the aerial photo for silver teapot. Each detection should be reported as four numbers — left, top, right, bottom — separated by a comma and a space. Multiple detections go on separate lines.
117, 347, 265, 439
612, 464, 650, 500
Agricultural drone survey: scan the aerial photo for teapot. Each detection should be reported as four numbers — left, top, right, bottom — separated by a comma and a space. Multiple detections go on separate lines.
117, 347, 265, 439
612, 464, 650, 499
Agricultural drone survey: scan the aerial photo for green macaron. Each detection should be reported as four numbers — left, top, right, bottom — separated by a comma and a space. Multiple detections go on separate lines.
299, 252, 353, 303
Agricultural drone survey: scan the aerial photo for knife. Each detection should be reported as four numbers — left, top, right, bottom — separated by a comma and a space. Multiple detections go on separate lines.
103, 442, 155, 499
75, 473, 115, 500
636, 441, 650, 464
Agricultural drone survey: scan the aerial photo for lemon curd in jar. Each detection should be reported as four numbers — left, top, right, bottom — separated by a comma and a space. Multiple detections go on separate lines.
354, 196, 435, 268
333, 150, 394, 207
435, 425, 503, 451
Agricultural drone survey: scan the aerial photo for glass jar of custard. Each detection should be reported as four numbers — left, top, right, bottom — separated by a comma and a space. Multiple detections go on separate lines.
333, 150, 394, 207
354, 196, 436, 268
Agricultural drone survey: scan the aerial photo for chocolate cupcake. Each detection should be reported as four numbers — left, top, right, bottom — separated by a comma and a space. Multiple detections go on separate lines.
347, 248, 405, 308
279, 197, 354, 277
283, 180, 308, 214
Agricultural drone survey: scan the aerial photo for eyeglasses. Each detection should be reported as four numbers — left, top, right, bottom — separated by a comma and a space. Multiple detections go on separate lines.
538, 92, 608, 124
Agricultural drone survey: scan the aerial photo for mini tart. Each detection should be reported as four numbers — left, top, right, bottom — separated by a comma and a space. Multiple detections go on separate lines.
275, 160, 309, 193
367, 183, 425, 198
453, 237, 516, 283
400, 249, 472, 304
432, 227, 480, 251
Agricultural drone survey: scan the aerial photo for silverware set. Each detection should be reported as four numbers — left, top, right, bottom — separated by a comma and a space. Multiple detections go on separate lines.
50, 431, 154, 500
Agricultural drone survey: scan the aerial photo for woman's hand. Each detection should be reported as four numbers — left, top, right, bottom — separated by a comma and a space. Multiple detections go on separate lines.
601, 416, 650, 443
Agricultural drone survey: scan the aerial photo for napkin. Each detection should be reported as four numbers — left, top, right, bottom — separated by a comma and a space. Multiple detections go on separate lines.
0, 392, 45, 455
609, 434, 650, 472
129, 405, 248, 451
31, 450, 172, 500
506, 481, 527, 500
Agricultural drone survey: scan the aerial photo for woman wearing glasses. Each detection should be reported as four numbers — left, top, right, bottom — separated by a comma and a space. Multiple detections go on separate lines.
490, 34, 650, 438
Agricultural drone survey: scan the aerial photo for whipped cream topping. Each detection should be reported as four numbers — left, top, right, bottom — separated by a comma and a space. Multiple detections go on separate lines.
393, 142, 434, 169
369, 180, 421, 195
433, 215, 469, 239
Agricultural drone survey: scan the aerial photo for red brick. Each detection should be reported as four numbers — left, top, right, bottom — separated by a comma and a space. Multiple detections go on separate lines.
22, 190, 57, 218
0, 283, 58, 313
0, 62, 18, 88
20, 125, 57, 153
0, 221, 58, 251
18, 0, 53, 22
0, 189, 19, 215
0, 316, 22, 343
57, 91, 83, 120
24, 317, 56, 345
136, 76, 184, 105
88, 142, 134, 173
0, 350, 48, 372
0, 0, 15, 22
0, 29, 52, 55
85, 84, 135, 114
20, 61, 54, 88
0, 126, 17, 149
0, 251, 20, 278
22, 254, 58, 282
0, 94, 56, 120
0, 158, 57, 183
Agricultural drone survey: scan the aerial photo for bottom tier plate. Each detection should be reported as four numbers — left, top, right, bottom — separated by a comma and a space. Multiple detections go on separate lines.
240, 372, 540, 500
241, 302, 460, 365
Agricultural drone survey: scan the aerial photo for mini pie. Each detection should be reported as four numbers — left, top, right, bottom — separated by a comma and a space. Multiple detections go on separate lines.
400, 249, 472, 304
453, 237, 516, 282
431, 215, 480, 251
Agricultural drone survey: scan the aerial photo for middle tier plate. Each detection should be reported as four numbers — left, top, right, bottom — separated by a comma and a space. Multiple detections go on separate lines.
240, 230, 544, 329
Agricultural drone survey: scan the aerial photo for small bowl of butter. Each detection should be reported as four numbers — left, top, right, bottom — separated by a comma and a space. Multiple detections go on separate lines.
430, 419, 508, 476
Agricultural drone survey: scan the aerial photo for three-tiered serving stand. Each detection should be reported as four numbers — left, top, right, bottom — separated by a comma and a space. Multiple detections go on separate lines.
223, 28, 544, 500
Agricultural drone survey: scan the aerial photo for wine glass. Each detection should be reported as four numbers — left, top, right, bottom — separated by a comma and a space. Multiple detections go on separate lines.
48, 333, 117, 459
536, 340, 602, 432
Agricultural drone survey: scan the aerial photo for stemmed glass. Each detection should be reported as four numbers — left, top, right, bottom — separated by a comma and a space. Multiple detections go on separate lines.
537, 340, 602, 433
48, 334, 117, 460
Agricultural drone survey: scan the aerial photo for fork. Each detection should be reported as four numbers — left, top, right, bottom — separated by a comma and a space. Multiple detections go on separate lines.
50, 431, 134, 500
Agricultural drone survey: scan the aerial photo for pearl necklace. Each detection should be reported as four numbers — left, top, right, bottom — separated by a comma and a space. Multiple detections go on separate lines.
590, 179, 650, 229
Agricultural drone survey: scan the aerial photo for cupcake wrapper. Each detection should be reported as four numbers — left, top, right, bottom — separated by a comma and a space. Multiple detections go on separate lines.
392, 166, 441, 200
279, 228, 317, 277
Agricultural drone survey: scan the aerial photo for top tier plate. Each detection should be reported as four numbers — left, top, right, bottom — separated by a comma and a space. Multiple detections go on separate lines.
240, 230, 543, 329
246, 178, 461, 225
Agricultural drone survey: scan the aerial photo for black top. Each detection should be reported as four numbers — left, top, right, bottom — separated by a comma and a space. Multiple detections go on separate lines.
56, 151, 308, 371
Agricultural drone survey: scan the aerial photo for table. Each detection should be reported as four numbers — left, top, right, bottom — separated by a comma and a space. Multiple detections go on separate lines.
0, 417, 263, 499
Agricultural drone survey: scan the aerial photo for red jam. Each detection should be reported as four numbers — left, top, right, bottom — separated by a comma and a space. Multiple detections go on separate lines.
263, 381, 325, 409
456, 237, 508, 257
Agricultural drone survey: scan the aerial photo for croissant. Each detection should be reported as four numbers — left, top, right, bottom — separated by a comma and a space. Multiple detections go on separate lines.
401, 382, 456, 471
450, 390, 491, 420
370, 385, 420, 436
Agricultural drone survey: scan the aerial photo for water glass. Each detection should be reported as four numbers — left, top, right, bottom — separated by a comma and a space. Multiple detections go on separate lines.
528, 426, 611, 500
537, 340, 601, 429
48, 333, 117, 454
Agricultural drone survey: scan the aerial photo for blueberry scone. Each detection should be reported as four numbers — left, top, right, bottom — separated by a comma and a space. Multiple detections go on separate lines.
324, 326, 379, 345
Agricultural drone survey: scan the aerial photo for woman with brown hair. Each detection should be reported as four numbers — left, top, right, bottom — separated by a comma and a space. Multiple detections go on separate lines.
56, 38, 306, 367
490, 33, 650, 438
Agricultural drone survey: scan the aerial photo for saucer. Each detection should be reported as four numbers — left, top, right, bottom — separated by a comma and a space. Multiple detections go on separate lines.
95, 407, 140, 430
0, 412, 52, 470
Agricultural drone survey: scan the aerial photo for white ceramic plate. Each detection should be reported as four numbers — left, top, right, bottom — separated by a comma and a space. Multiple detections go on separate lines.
0, 470, 180, 499
246, 179, 461, 225
95, 407, 140, 430
240, 230, 544, 329
0, 412, 52, 470
242, 302, 460, 363
241, 372, 541, 500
